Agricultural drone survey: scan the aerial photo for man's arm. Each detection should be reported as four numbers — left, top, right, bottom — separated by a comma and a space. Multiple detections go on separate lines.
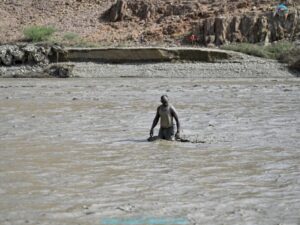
171, 106, 181, 138
150, 107, 160, 137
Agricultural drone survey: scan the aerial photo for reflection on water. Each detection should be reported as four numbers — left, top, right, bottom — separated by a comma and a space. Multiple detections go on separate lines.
0, 78, 299, 225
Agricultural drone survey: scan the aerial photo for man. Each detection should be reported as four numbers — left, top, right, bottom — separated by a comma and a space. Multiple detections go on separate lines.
274, 1, 289, 20
149, 95, 181, 141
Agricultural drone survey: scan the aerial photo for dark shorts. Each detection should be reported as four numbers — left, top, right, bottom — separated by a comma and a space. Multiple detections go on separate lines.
159, 126, 175, 140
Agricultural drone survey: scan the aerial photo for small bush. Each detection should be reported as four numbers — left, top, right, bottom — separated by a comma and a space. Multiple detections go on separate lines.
24, 26, 56, 42
265, 41, 294, 59
63, 32, 79, 41
222, 41, 299, 74
279, 47, 300, 72
221, 41, 295, 60
221, 43, 269, 58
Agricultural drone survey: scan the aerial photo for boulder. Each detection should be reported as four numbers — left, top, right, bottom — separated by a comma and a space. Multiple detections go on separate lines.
33, 50, 49, 64
0, 45, 13, 66
22, 45, 48, 64
11, 46, 25, 63
44, 64, 74, 78
102, 0, 127, 22
22, 44, 37, 64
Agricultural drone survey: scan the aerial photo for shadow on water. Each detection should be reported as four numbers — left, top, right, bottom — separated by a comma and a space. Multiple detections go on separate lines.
115, 138, 150, 143
115, 136, 204, 144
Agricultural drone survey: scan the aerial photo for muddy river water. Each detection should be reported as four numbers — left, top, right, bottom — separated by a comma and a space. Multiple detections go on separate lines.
0, 77, 300, 225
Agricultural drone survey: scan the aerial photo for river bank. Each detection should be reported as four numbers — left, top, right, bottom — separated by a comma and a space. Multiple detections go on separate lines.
0, 57, 298, 79
0, 45, 299, 78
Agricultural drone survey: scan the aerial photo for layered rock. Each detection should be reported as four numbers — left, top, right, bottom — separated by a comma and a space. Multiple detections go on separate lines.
194, 10, 299, 46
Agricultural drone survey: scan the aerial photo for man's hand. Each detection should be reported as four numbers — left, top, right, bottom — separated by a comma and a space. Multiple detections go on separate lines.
150, 129, 154, 137
175, 131, 180, 140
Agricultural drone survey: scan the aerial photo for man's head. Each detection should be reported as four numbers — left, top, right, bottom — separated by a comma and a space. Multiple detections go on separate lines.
161, 95, 169, 106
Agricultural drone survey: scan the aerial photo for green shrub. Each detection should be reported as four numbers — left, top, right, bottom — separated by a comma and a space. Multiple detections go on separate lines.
221, 41, 295, 60
24, 26, 56, 42
265, 41, 294, 59
221, 43, 269, 58
222, 41, 299, 73
279, 47, 300, 72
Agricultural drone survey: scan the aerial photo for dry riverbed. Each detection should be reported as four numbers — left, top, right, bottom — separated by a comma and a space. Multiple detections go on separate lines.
0, 59, 300, 225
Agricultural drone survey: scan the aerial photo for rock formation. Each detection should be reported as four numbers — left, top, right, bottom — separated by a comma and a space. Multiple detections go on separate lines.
44, 64, 74, 78
0, 44, 65, 66
195, 11, 299, 46
102, 0, 299, 46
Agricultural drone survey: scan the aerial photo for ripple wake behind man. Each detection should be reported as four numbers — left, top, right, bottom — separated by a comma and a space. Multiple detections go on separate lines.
149, 95, 181, 141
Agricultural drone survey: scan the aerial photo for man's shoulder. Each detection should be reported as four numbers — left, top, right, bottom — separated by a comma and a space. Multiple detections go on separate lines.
169, 104, 176, 110
169, 105, 178, 114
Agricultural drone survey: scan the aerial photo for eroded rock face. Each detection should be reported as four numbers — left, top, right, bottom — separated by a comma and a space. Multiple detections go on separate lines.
102, 0, 199, 22
195, 11, 299, 46
103, 0, 127, 22
102, 0, 299, 46
0, 44, 64, 66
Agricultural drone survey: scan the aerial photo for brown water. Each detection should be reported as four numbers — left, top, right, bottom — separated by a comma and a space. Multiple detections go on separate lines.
0, 78, 300, 225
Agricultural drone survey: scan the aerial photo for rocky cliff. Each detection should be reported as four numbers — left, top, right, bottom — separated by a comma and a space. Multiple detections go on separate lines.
103, 0, 300, 46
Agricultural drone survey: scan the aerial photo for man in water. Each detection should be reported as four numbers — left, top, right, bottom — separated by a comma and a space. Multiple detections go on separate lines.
149, 95, 181, 141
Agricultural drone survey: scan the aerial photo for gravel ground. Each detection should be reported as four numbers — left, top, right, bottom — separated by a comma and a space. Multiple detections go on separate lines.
71, 54, 298, 78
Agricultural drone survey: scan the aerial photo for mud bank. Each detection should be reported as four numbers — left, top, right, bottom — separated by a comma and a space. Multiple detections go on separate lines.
0, 46, 249, 78
0, 45, 238, 67
60, 47, 238, 63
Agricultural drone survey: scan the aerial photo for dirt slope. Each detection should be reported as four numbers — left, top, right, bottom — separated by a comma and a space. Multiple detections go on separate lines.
0, 0, 299, 46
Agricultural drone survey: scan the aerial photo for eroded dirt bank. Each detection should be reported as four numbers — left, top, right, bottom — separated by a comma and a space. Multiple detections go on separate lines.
0, 76, 299, 225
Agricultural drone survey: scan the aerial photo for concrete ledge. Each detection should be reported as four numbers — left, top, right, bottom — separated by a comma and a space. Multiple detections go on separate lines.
58, 47, 239, 63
